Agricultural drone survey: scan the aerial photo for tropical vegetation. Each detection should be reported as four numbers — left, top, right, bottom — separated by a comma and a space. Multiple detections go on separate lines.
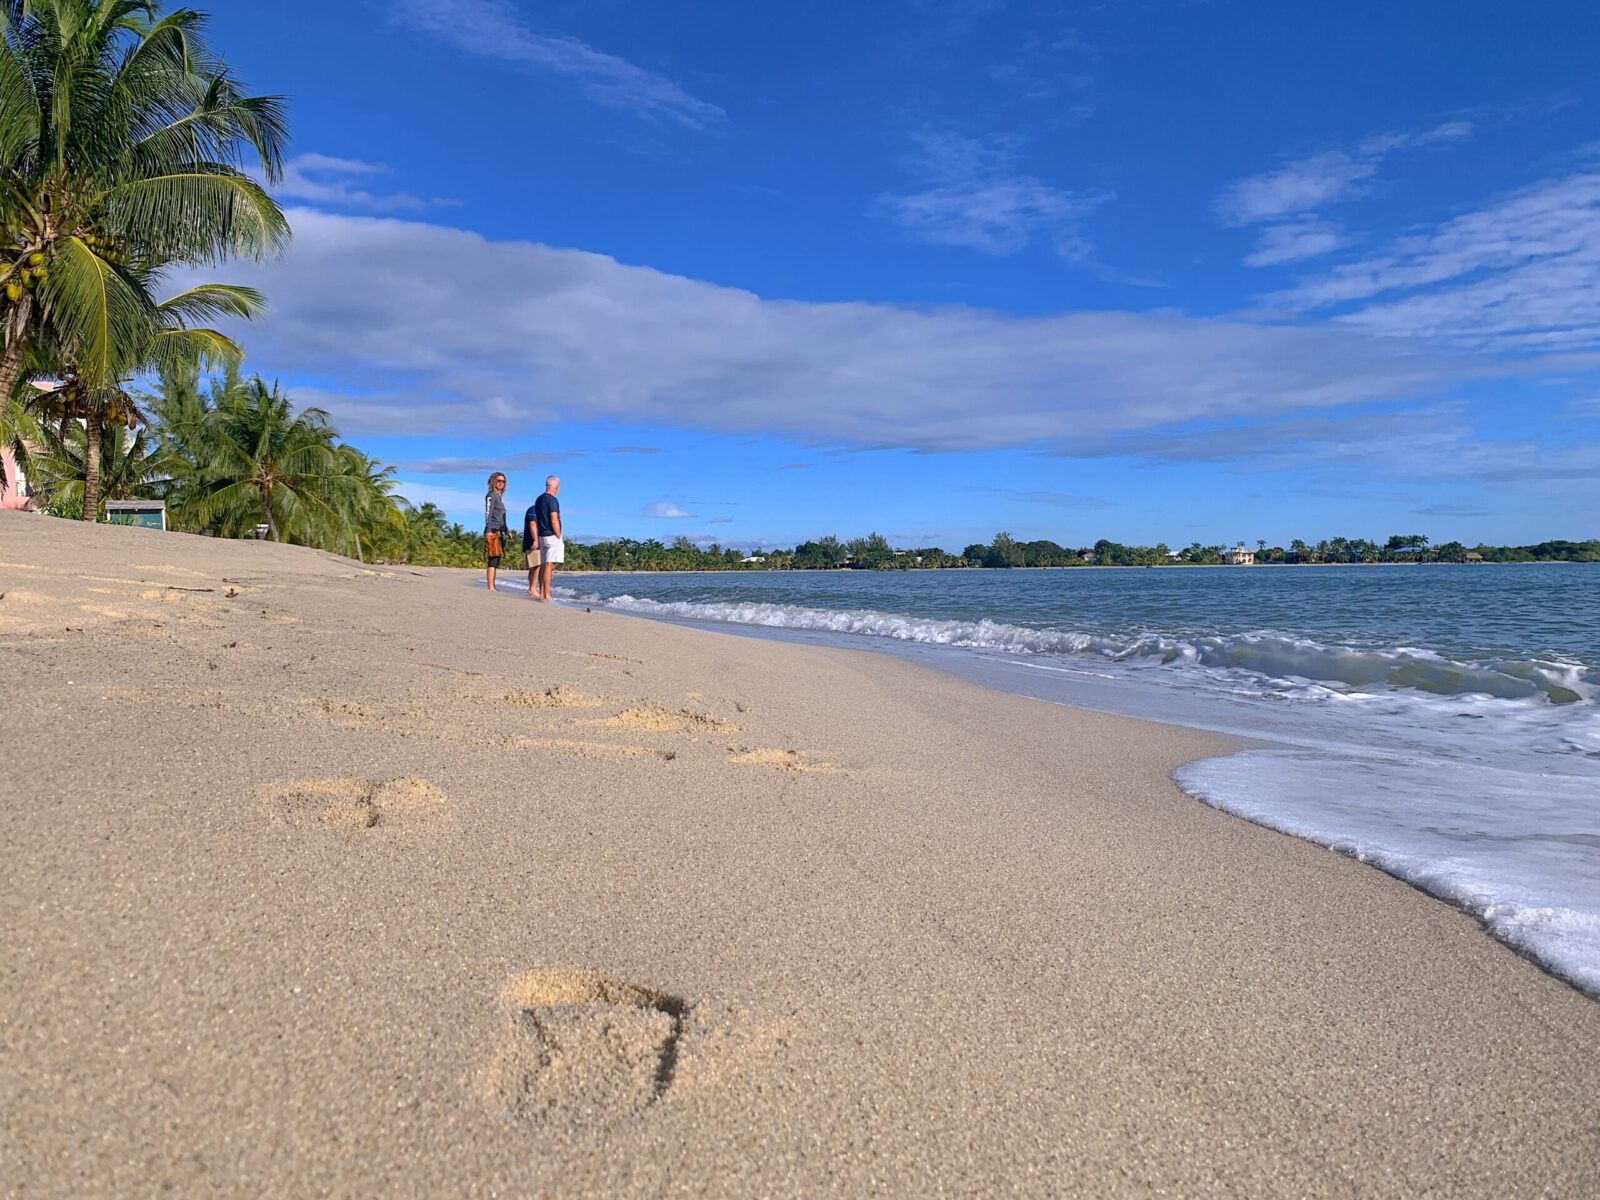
14, 365, 1597, 567
0, 0, 287, 516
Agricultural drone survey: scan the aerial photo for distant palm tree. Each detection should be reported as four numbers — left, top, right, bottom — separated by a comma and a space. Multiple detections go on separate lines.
333, 443, 403, 562
24, 415, 170, 514
195, 376, 350, 543
0, 0, 289, 515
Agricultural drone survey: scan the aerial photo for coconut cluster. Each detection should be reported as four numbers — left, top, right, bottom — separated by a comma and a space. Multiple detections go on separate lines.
1, 233, 134, 303
3, 250, 47, 303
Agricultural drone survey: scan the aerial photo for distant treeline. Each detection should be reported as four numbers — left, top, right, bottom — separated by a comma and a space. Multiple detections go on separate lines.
406, 528, 1600, 570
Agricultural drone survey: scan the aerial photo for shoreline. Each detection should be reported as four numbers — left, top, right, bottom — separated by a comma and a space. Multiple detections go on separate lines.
544, 559, 1591, 575
536, 582, 1600, 999
4, 512, 1598, 1196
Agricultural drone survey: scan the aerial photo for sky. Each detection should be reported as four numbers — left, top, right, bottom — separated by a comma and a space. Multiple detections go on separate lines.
192, 0, 1600, 551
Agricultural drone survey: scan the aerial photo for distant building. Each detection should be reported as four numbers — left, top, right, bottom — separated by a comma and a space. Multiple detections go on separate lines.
1078, 550, 1097, 563
1464, 552, 1485, 564
104, 499, 166, 531
1224, 545, 1256, 565
741, 555, 766, 564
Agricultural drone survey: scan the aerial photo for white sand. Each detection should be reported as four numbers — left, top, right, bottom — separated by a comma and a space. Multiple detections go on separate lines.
2, 510, 1597, 1197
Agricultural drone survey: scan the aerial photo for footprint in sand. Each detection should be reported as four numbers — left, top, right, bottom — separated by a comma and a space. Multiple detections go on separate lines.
482, 969, 689, 1122
502, 684, 603, 709
558, 650, 644, 665
511, 736, 676, 762
258, 777, 445, 830
604, 704, 737, 736
728, 747, 833, 773
481, 971, 798, 1123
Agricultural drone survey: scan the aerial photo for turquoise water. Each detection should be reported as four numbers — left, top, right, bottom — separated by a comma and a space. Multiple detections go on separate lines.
549, 564, 1600, 996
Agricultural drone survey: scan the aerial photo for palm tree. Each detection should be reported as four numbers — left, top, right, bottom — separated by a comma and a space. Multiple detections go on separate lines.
23, 412, 168, 514
0, 0, 289, 512
194, 375, 350, 543
22, 277, 251, 517
332, 443, 403, 562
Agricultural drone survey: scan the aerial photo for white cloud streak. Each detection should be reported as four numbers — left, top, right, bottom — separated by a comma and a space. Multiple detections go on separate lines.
1219, 122, 1472, 226
273, 153, 447, 213
198, 208, 1482, 454
1241, 219, 1351, 267
1269, 168, 1600, 349
1220, 121, 1473, 268
882, 130, 1106, 259
643, 500, 696, 519
391, 0, 724, 130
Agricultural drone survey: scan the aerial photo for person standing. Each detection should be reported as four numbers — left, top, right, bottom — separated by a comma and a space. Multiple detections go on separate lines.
522, 497, 541, 597
483, 472, 509, 591
532, 475, 563, 602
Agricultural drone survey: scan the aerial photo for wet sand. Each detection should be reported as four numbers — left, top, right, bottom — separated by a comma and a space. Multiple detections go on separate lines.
2, 510, 1596, 1197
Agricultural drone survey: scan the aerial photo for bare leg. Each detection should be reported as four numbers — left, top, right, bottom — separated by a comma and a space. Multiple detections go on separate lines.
486, 565, 497, 591
538, 561, 554, 601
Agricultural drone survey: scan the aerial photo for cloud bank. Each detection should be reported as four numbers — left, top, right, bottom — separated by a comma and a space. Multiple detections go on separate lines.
209, 208, 1470, 451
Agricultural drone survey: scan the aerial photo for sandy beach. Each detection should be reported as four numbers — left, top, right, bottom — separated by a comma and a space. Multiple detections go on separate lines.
2, 510, 1597, 1198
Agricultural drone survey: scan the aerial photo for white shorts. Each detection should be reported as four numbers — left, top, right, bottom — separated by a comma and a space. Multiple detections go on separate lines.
538, 535, 565, 565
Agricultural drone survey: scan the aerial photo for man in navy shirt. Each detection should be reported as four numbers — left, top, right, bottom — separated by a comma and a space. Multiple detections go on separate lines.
521, 500, 541, 597
531, 476, 563, 602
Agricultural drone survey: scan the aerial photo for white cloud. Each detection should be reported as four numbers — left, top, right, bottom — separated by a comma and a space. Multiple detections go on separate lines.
1220, 122, 1473, 270
274, 154, 447, 212
392, 479, 493, 516
1242, 219, 1351, 267
1268, 168, 1600, 349
1073, 402, 1600, 489
192, 208, 1482, 455
882, 131, 1106, 259
391, 0, 723, 130
1218, 121, 1472, 227
643, 500, 696, 519
1219, 150, 1379, 228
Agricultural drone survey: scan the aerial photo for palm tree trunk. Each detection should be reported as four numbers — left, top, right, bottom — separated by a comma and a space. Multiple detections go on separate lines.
0, 296, 34, 412
262, 487, 278, 541
81, 418, 102, 521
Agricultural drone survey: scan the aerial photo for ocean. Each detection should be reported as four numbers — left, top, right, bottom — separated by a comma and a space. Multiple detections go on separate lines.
552, 563, 1600, 997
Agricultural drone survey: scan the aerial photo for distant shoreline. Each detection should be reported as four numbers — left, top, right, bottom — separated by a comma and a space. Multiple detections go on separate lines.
508, 559, 1593, 576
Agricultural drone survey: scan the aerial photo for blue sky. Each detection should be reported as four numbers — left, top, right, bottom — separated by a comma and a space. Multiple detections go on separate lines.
196, 0, 1599, 550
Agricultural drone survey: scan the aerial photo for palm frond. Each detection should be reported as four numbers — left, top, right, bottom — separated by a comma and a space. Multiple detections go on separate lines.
35, 233, 154, 385
98, 166, 289, 261
156, 280, 262, 322
147, 323, 240, 372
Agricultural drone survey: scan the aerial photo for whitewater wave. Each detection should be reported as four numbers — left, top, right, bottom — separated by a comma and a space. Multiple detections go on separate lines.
558, 589, 1596, 707
1177, 749, 1600, 997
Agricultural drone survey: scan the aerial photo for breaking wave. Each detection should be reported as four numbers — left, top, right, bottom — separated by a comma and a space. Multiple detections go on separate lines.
558, 590, 1596, 707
